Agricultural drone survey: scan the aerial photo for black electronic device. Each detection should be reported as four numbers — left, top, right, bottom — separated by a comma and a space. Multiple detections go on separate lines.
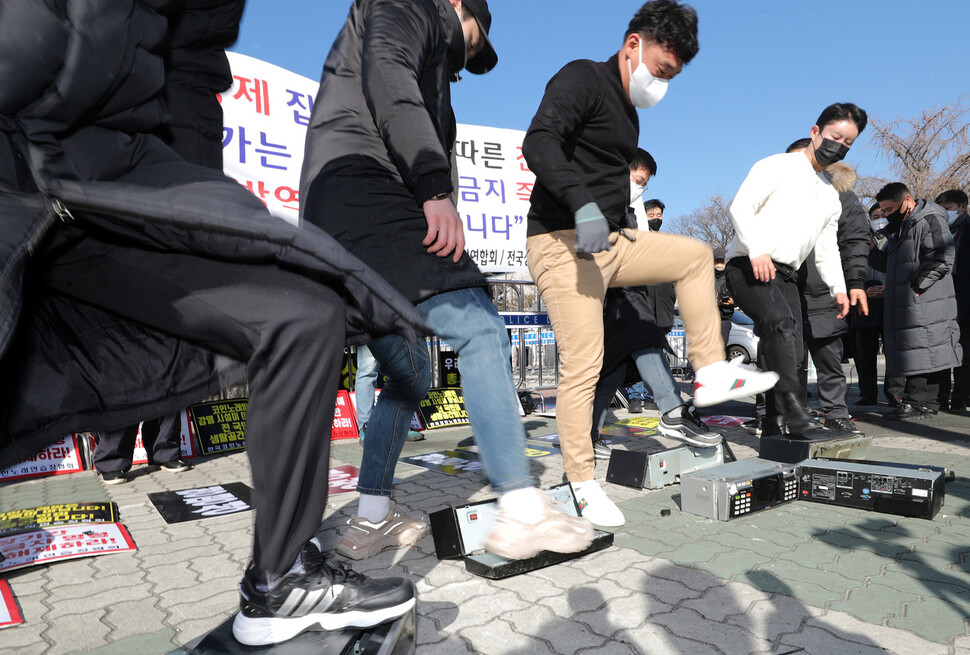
797, 458, 945, 519
759, 430, 871, 464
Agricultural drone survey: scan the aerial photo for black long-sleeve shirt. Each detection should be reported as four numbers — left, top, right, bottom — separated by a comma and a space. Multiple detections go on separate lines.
523, 54, 639, 236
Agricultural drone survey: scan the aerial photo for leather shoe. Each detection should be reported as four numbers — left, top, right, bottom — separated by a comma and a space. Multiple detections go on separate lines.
889, 402, 922, 420
823, 417, 863, 435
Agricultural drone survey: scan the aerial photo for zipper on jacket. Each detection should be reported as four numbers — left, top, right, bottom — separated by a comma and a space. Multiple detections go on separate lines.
24, 198, 71, 257
51, 197, 75, 223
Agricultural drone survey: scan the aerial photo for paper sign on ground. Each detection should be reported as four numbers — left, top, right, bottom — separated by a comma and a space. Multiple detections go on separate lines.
148, 483, 253, 524
701, 415, 753, 427
399, 450, 484, 476
0, 503, 118, 538
0, 435, 85, 482
0, 523, 136, 573
328, 464, 360, 496
0, 580, 23, 629
417, 387, 470, 429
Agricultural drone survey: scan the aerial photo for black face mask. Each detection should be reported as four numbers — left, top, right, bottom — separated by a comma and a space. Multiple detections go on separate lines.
814, 137, 849, 167
885, 206, 908, 233
647, 218, 663, 232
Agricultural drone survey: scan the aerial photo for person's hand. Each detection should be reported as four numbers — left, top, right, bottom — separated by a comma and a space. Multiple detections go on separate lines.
835, 292, 850, 319
749, 254, 775, 282
574, 202, 611, 254
849, 288, 869, 316
422, 196, 465, 263
866, 285, 885, 299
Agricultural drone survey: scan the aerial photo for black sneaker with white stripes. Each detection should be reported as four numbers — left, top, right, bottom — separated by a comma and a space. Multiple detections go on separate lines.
658, 404, 723, 447
232, 538, 415, 646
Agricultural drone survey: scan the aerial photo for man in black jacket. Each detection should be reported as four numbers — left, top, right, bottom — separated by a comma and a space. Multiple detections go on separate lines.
301, 0, 593, 563
873, 183, 961, 420
1, 0, 426, 648
523, 0, 778, 527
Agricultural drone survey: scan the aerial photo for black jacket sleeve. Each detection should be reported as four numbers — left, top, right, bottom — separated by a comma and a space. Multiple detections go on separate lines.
521, 60, 601, 216
361, 0, 452, 203
837, 189, 870, 291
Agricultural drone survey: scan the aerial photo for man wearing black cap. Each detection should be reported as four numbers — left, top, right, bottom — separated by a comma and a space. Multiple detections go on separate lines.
300, 0, 594, 566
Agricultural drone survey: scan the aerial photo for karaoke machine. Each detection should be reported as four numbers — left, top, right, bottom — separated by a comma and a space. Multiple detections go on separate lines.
797, 458, 945, 519
606, 442, 731, 489
758, 431, 872, 464
680, 458, 799, 521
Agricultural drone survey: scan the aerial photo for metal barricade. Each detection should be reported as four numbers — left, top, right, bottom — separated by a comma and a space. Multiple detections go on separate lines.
489, 279, 560, 390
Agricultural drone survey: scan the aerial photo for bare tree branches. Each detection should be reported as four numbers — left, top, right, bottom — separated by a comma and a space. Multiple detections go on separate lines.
857, 96, 970, 204
668, 194, 735, 249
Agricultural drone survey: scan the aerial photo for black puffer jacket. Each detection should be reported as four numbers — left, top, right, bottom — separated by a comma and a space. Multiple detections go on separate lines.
869, 199, 961, 376
0, 0, 427, 467
602, 287, 673, 383
299, 0, 485, 304
797, 163, 870, 339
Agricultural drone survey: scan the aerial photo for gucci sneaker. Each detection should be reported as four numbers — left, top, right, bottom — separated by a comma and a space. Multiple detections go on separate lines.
232, 539, 415, 646
692, 359, 779, 408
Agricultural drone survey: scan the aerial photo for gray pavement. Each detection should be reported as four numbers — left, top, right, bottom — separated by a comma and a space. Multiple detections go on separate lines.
1, 388, 969, 654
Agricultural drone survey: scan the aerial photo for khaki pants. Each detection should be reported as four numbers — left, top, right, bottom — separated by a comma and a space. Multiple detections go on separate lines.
527, 229, 723, 482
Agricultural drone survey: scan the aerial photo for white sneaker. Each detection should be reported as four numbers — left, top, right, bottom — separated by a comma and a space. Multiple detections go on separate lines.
570, 480, 625, 527
692, 359, 779, 408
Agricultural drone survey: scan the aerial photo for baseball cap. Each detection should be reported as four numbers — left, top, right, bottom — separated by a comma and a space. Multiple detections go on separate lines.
713, 247, 727, 261
461, 0, 498, 74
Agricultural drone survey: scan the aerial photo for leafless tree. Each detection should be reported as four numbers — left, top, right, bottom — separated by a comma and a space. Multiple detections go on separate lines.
857, 96, 970, 204
668, 193, 735, 249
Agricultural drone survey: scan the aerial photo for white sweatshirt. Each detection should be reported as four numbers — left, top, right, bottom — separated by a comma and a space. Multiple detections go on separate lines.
726, 151, 847, 297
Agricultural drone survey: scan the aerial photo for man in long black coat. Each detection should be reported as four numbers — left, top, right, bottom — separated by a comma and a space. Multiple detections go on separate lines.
0, 0, 424, 646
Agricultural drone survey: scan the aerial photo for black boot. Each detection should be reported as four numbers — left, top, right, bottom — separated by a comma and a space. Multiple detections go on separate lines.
777, 392, 816, 439
761, 415, 787, 438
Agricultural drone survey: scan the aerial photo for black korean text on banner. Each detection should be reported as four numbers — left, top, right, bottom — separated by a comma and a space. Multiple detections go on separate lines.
190, 400, 248, 455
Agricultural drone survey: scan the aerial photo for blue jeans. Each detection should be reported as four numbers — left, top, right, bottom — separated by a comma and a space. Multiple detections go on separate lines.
626, 381, 648, 401
358, 287, 532, 496
354, 344, 380, 430
593, 347, 683, 429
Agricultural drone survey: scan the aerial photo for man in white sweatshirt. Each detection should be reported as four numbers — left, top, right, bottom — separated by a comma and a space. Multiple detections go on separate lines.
724, 102, 867, 438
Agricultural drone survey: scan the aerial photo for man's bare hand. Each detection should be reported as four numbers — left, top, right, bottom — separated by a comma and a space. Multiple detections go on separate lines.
749, 254, 775, 282
849, 288, 869, 316
835, 292, 850, 319
422, 196, 465, 263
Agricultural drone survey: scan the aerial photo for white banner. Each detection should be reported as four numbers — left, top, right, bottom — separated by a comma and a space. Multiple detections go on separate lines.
221, 52, 531, 273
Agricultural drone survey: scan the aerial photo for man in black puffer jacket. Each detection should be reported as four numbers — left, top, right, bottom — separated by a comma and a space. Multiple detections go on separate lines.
872, 182, 962, 420
0, 0, 426, 646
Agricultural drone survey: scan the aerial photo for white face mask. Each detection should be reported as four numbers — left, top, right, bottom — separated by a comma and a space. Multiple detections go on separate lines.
870, 217, 890, 232
947, 210, 960, 225
630, 180, 646, 204
627, 41, 668, 108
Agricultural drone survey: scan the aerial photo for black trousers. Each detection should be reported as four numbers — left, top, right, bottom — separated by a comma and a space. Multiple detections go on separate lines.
799, 335, 849, 419
947, 324, 970, 406
41, 229, 346, 578
726, 258, 803, 416
853, 325, 904, 402
904, 369, 951, 411
94, 413, 182, 473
